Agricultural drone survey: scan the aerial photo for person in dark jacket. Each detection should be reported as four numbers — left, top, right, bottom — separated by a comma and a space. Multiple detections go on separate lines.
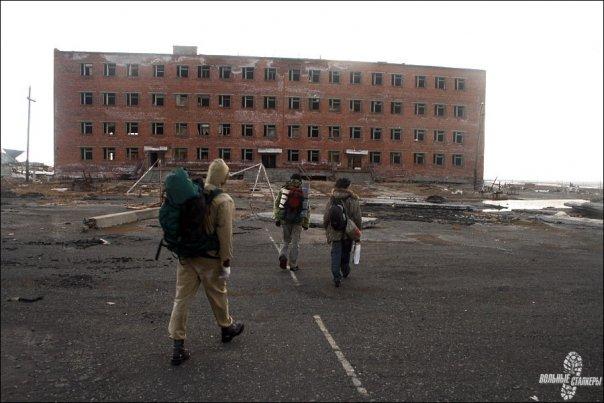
322, 177, 362, 287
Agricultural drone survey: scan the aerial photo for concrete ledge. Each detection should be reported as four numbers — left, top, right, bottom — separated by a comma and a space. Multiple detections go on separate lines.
362, 198, 475, 211
256, 212, 378, 228
84, 207, 160, 229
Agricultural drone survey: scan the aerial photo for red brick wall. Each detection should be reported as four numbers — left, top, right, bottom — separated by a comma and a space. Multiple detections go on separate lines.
54, 49, 486, 182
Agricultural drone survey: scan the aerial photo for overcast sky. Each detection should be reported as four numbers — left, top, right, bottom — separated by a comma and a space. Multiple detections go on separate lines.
1, 1, 602, 183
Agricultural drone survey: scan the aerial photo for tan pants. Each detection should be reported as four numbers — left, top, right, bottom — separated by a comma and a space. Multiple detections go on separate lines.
168, 256, 233, 340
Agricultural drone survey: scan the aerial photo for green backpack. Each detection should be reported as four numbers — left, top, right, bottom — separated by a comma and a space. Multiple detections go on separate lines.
156, 167, 222, 259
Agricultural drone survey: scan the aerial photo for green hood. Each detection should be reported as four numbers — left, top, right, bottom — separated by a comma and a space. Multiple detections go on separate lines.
164, 167, 199, 205
285, 179, 302, 189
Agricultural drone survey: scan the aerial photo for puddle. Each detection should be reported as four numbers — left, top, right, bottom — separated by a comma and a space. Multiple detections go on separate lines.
482, 199, 589, 212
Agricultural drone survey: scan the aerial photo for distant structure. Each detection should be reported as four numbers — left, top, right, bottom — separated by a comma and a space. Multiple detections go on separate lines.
53, 46, 486, 183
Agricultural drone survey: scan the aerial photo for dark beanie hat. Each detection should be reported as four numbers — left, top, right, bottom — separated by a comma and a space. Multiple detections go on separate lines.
290, 173, 302, 180
335, 177, 351, 189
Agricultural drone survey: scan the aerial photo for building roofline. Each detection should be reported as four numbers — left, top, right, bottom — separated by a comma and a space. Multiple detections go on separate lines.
55, 48, 486, 73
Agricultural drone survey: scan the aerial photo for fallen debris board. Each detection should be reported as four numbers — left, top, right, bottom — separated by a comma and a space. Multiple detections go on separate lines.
537, 214, 603, 228
564, 202, 604, 219
256, 212, 378, 228
362, 198, 475, 211
84, 207, 160, 229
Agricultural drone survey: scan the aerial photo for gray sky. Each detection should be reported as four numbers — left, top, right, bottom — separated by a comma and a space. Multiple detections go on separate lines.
1, 1, 602, 183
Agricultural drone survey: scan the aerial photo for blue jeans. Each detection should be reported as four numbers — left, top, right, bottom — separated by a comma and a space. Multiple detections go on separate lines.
330, 239, 353, 281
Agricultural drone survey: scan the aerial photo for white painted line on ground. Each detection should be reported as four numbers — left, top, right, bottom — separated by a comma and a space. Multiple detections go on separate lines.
264, 228, 300, 286
313, 315, 369, 398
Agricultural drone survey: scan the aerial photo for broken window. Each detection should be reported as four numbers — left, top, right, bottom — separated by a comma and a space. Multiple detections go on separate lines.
391, 101, 402, 114
350, 99, 362, 112
197, 147, 209, 160
289, 69, 300, 81
103, 147, 116, 161
453, 131, 464, 144
102, 92, 116, 106
329, 98, 341, 112
414, 103, 426, 116
414, 129, 426, 142
126, 92, 139, 106
455, 78, 466, 91
329, 71, 340, 84
433, 153, 445, 166
308, 150, 320, 162
452, 154, 464, 166
242, 124, 254, 137
152, 93, 165, 106
454, 105, 466, 118
198, 65, 210, 78
127, 64, 139, 77
350, 127, 361, 139
175, 94, 188, 107
219, 66, 232, 79
328, 126, 340, 138
104, 63, 116, 76
218, 123, 231, 136
176, 123, 188, 136
80, 122, 93, 135
264, 124, 277, 137
103, 122, 116, 136
242, 67, 254, 80
435, 76, 446, 90
372, 72, 383, 85
241, 149, 253, 162
152, 122, 164, 135
287, 149, 299, 162
390, 152, 402, 165
288, 125, 300, 138
264, 68, 276, 80
391, 74, 403, 86
350, 71, 361, 84
197, 123, 210, 136
434, 130, 445, 142
371, 101, 383, 113
415, 75, 426, 88
219, 95, 231, 108
309, 97, 320, 111
242, 95, 254, 108
288, 97, 300, 110
177, 65, 189, 78
197, 94, 210, 107
264, 96, 277, 109
126, 122, 139, 136
80, 147, 93, 161
328, 151, 340, 163
370, 151, 381, 164
154, 65, 164, 77
371, 128, 382, 140
80, 63, 92, 76
414, 153, 425, 165
174, 148, 188, 161
308, 125, 320, 138
434, 104, 446, 117
126, 148, 139, 160
391, 128, 402, 141
80, 92, 93, 105
309, 69, 320, 83
219, 148, 231, 161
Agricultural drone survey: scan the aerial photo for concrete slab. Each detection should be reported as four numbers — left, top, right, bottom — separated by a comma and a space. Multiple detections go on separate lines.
256, 212, 378, 228
361, 197, 475, 211
84, 207, 160, 229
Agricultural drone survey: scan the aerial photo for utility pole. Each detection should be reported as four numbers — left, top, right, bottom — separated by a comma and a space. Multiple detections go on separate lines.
473, 102, 485, 191
25, 86, 36, 182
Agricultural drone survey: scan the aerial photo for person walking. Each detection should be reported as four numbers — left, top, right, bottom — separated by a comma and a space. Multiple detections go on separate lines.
273, 173, 310, 272
164, 159, 244, 366
323, 177, 362, 287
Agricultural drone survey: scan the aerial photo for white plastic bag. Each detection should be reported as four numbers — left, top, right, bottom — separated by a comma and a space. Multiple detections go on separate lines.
353, 242, 361, 265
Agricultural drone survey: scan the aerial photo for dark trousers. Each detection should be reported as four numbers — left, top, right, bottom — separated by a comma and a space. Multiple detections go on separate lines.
330, 239, 353, 281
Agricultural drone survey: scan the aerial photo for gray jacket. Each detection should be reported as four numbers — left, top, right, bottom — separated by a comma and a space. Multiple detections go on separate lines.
322, 188, 362, 243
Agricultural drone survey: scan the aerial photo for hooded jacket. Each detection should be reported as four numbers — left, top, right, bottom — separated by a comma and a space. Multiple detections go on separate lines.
322, 188, 362, 243
203, 159, 235, 262
273, 179, 310, 228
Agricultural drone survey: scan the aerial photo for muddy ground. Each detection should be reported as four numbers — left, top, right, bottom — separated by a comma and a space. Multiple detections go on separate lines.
1, 180, 603, 402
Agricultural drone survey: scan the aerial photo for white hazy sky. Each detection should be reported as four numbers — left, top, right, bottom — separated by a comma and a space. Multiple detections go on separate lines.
1, 1, 602, 183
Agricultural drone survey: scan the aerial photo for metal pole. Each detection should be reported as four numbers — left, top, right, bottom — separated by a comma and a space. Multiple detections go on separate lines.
25, 86, 36, 182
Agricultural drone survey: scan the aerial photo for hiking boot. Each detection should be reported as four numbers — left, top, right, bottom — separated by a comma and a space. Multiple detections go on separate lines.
279, 256, 288, 270
221, 322, 245, 343
290, 266, 299, 272
342, 266, 350, 278
334, 278, 341, 288
171, 348, 190, 366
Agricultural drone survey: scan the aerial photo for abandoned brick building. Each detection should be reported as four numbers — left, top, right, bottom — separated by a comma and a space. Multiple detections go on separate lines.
54, 46, 486, 183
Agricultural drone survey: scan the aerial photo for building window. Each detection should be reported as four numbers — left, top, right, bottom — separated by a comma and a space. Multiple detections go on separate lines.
371, 101, 383, 113
288, 97, 300, 110
371, 72, 383, 85
218, 123, 231, 136
197, 123, 210, 136
243, 67, 254, 80
391, 128, 402, 141
264, 96, 277, 109
371, 128, 382, 140
434, 130, 445, 142
309, 69, 320, 83
242, 124, 254, 137
218, 148, 231, 161
126, 148, 139, 160
391, 74, 403, 86
176, 123, 188, 136
219, 95, 231, 108
328, 151, 340, 163
435, 76, 446, 90
329, 98, 341, 112
288, 125, 300, 138
102, 92, 116, 106
197, 94, 210, 107
80, 63, 92, 76
414, 129, 426, 142
103, 63, 116, 77
414, 103, 426, 116
308, 125, 320, 138
390, 152, 402, 165
455, 78, 466, 91
287, 149, 299, 162
454, 105, 466, 118
126, 122, 139, 136
177, 65, 189, 78
242, 95, 254, 108
103, 147, 116, 161
264, 68, 276, 80
219, 66, 232, 79
198, 65, 210, 78
434, 104, 446, 117
80, 92, 93, 105
80, 122, 93, 135
329, 70, 340, 84
452, 154, 464, 166
197, 148, 209, 160
126, 92, 139, 106
127, 64, 139, 77
350, 71, 361, 84
308, 150, 320, 162
350, 127, 361, 139
289, 69, 300, 81
328, 126, 340, 139
433, 153, 445, 166
152, 122, 164, 135
264, 124, 277, 138
415, 75, 426, 88
103, 122, 116, 136
453, 131, 464, 144
350, 99, 362, 112
414, 153, 425, 165
370, 151, 381, 164
241, 149, 253, 162
391, 101, 402, 114
154, 65, 164, 77
308, 97, 320, 111
175, 94, 188, 107
152, 93, 165, 106
174, 148, 188, 161
80, 147, 93, 161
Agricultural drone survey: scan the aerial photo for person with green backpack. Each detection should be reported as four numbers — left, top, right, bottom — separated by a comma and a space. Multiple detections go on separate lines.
159, 159, 244, 366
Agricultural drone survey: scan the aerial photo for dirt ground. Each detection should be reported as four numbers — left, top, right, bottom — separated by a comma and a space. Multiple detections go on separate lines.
1, 178, 603, 401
